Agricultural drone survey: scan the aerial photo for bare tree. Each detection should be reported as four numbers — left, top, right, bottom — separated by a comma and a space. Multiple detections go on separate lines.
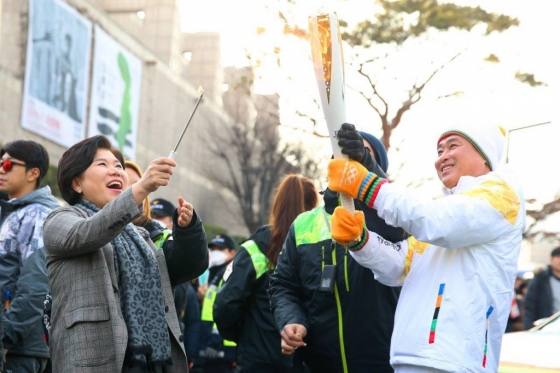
351, 50, 464, 150
203, 69, 323, 233
272, 0, 521, 150
524, 197, 560, 241
339, 0, 521, 150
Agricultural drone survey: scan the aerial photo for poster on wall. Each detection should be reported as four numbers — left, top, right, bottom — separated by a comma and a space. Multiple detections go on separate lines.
21, 0, 92, 148
88, 25, 143, 159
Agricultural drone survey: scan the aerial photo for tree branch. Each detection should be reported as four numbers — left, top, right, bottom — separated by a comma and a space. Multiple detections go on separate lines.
437, 91, 464, 100
357, 62, 389, 115
385, 49, 466, 149
294, 111, 330, 138
412, 49, 465, 100
526, 198, 560, 221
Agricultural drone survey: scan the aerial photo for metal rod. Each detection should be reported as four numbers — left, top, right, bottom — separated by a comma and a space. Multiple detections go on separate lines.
172, 93, 204, 153
508, 121, 551, 133
506, 121, 552, 163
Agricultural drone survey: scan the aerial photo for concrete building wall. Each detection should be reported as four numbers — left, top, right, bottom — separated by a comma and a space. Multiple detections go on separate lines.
96, 0, 183, 74
181, 32, 222, 104
222, 66, 254, 126
0, 0, 249, 235
104, 13, 144, 43
142, 0, 183, 74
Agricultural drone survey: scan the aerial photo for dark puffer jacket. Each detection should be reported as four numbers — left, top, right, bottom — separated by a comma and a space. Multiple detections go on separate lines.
523, 265, 558, 329
2, 249, 50, 358
269, 145, 406, 373
214, 226, 299, 373
1, 187, 58, 360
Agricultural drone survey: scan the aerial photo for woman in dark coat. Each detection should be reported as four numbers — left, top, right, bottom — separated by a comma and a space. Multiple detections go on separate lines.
214, 175, 318, 373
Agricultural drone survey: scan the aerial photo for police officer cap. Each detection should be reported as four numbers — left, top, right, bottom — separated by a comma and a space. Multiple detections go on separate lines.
150, 198, 175, 217
209, 233, 236, 251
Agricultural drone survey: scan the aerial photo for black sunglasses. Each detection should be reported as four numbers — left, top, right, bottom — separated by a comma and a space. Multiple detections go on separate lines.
0, 159, 27, 172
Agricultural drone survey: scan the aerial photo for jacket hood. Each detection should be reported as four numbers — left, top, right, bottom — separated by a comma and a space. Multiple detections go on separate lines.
247, 225, 272, 254
360, 131, 388, 172
7, 186, 59, 209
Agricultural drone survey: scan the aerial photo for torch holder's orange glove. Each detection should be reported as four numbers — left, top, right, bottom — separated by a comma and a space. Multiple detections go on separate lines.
328, 159, 370, 199
328, 159, 387, 208
331, 206, 366, 246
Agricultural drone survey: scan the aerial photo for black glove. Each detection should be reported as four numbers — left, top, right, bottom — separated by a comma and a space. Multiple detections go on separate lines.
337, 123, 387, 178
337, 123, 366, 163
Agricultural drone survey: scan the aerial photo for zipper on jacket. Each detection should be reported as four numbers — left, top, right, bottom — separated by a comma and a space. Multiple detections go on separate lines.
344, 247, 349, 292
332, 244, 349, 373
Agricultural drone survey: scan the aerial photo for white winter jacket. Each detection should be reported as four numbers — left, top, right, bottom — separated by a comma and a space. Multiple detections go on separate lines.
351, 171, 525, 373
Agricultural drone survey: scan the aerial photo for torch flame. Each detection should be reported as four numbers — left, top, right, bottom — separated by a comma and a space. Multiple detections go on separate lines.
309, 14, 333, 103
198, 86, 205, 95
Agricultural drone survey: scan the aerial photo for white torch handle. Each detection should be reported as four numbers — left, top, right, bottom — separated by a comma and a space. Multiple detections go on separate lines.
338, 176, 356, 212
309, 13, 355, 214
168, 151, 177, 160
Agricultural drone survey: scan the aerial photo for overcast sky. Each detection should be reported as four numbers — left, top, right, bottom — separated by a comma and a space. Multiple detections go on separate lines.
179, 0, 559, 202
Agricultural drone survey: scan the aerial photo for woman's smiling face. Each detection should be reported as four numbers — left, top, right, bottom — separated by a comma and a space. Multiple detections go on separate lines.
72, 148, 128, 209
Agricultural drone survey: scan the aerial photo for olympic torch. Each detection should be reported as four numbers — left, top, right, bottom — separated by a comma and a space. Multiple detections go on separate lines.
309, 13, 355, 214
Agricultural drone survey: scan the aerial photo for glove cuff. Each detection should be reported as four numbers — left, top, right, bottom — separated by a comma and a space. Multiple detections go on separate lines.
358, 173, 387, 207
348, 229, 368, 252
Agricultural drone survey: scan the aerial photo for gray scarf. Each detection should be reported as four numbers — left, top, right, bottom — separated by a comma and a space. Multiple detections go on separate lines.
76, 199, 172, 368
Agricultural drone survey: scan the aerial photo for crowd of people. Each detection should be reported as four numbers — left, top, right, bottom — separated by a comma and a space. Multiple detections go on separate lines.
0, 120, 558, 373
506, 247, 560, 333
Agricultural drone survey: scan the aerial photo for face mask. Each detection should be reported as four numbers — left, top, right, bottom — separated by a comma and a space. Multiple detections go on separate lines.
198, 269, 209, 285
209, 250, 228, 268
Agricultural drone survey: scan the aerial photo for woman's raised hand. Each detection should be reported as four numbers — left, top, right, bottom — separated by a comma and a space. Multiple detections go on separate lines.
132, 157, 177, 205
177, 197, 193, 228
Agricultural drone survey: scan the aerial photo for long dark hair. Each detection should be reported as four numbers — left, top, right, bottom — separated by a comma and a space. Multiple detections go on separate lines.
267, 175, 318, 267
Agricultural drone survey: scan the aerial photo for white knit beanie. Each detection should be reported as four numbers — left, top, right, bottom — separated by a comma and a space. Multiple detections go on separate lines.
437, 123, 507, 171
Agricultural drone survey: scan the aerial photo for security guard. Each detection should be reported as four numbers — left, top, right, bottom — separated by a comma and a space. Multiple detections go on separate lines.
213, 228, 299, 373
268, 124, 407, 373
213, 174, 319, 373
194, 234, 237, 373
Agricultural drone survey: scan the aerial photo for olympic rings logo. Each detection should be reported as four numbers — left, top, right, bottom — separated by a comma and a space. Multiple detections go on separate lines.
343, 164, 358, 186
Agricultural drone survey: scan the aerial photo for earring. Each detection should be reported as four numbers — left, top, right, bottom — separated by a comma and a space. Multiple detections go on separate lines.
78, 190, 82, 194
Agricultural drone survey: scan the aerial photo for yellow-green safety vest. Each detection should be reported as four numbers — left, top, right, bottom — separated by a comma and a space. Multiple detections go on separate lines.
200, 239, 272, 347
201, 282, 236, 347
153, 229, 172, 249
242, 239, 273, 278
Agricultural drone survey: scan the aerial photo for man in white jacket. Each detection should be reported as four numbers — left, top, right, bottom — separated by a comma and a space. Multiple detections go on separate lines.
326, 123, 525, 373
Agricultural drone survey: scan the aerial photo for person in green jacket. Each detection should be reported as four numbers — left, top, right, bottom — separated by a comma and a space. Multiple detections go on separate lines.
269, 125, 407, 373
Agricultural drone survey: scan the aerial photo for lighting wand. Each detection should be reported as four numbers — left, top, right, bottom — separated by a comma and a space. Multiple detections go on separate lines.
168, 86, 204, 160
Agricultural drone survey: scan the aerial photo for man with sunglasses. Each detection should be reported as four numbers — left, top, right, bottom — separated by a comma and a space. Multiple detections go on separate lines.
0, 140, 58, 373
